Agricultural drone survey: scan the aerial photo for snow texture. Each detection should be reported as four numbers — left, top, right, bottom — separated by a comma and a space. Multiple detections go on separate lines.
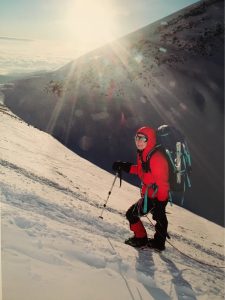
0, 104, 224, 300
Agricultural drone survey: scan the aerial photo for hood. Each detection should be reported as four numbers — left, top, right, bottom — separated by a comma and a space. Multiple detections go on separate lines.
136, 126, 156, 160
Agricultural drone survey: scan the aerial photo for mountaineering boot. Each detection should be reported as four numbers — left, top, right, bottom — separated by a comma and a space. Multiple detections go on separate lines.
125, 236, 148, 248
125, 220, 148, 247
148, 238, 165, 251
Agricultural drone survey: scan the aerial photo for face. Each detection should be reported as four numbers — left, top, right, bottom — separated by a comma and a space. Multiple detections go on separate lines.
135, 134, 148, 151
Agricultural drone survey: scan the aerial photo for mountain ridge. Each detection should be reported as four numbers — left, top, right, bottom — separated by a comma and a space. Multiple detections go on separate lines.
2, 0, 224, 226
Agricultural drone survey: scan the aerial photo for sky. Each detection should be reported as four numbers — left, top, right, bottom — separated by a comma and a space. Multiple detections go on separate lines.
1, 0, 199, 51
1, 102, 224, 300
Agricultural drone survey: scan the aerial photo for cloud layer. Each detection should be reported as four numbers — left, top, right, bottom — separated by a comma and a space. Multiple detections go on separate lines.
0, 39, 81, 75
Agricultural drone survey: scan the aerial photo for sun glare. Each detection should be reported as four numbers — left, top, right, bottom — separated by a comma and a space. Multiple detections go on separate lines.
65, 0, 117, 50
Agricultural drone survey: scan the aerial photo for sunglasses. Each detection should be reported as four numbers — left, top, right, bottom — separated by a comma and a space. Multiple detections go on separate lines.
135, 135, 148, 142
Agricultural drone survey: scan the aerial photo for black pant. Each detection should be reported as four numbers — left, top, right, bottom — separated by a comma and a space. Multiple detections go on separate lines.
126, 198, 168, 246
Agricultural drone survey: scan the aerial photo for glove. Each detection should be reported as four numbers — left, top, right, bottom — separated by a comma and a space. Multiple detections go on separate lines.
112, 161, 132, 173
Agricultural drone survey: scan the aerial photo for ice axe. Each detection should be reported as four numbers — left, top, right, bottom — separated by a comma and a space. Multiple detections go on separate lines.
99, 172, 119, 219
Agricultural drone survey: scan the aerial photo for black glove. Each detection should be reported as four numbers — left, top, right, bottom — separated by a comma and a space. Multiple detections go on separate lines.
112, 161, 132, 173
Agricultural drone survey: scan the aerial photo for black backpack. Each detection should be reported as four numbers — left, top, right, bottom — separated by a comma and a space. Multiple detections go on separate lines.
144, 125, 192, 205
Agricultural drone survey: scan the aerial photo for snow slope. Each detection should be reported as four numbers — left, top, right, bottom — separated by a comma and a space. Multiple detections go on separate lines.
3, 0, 224, 226
0, 105, 224, 300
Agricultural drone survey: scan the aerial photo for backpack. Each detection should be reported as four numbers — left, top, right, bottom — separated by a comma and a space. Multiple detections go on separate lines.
145, 124, 192, 205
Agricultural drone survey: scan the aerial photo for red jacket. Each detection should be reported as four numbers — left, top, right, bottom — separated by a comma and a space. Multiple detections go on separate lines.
130, 127, 169, 201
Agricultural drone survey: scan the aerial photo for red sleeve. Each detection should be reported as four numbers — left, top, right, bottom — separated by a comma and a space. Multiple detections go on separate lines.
150, 152, 169, 201
130, 165, 138, 175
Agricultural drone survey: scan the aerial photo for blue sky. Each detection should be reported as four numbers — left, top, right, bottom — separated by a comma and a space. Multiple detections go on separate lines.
1, 0, 199, 50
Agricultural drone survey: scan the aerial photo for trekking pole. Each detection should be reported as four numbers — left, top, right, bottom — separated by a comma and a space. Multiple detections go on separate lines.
99, 173, 118, 219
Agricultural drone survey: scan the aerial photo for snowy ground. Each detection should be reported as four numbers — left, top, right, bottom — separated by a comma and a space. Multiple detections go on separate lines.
0, 104, 224, 300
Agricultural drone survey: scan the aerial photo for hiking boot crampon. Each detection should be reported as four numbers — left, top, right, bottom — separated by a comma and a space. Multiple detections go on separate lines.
125, 236, 148, 248
148, 238, 165, 251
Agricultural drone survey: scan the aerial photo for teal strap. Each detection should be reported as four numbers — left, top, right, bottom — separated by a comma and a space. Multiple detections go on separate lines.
152, 185, 158, 198
182, 155, 191, 188
143, 184, 158, 214
187, 153, 191, 166
143, 188, 148, 214
183, 143, 191, 166
182, 155, 186, 169
186, 173, 191, 187
166, 149, 176, 172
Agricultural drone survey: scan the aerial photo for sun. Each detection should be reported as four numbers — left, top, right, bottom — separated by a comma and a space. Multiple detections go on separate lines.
65, 0, 117, 50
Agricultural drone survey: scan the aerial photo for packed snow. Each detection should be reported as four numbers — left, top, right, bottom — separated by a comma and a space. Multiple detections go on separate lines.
0, 105, 224, 300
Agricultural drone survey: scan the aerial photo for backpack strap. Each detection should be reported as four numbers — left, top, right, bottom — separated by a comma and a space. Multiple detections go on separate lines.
142, 144, 161, 173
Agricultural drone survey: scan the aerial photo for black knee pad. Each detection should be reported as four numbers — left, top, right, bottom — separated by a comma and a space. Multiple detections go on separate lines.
126, 206, 139, 224
126, 206, 133, 221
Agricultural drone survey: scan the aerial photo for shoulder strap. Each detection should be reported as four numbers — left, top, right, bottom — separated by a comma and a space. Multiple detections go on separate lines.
146, 144, 161, 161
142, 144, 161, 173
